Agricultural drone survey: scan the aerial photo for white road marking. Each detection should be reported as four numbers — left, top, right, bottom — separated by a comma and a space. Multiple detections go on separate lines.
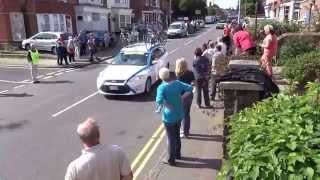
55, 72, 64, 76
13, 85, 25, 89
57, 69, 67, 73
0, 90, 9, 93
0, 80, 27, 84
46, 72, 55, 76
52, 91, 99, 118
42, 76, 53, 80
169, 48, 178, 54
65, 69, 76, 73
184, 39, 194, 46
37, 75, 44, 79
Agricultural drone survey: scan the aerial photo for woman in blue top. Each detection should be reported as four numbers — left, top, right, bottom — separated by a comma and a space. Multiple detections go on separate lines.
156, 67, 193, 166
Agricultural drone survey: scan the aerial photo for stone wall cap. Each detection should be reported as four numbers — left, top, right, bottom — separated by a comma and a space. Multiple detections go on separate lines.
229, 60, 260, 69
220, 81, 264, 91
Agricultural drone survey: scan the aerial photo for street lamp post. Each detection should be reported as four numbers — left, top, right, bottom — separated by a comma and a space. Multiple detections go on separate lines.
238, 0, 241, 24
308, 0, 316, 30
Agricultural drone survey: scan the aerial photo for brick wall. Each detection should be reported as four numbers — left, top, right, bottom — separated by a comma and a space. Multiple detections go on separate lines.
131, 0, 145, 23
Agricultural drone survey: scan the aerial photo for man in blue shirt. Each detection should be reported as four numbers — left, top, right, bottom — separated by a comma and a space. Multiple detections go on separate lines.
156, 68, 193, 166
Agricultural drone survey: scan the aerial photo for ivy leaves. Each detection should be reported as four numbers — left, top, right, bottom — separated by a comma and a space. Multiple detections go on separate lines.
218, 83, 320, 179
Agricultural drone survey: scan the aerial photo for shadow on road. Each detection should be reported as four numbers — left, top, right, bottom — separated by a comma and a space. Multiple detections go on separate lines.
0, 93, 33, 97
0, 120, 29, 131
187, 133, 223, 142
39, 80, 73, 84
177, 157, 222, 170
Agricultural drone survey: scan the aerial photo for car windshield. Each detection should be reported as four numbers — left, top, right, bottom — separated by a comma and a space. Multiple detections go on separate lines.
111, 53, 148, 66
169, 24, 181, 29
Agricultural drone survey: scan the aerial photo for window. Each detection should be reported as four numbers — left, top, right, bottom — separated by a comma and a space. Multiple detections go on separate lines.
53, 14, 59, 31
119, 15, 126, 28
92, 13, 100, 21
151, 48, 164, 61
77, 16, 83, 21
59, 14, 66, 32
38, 14, 50, 31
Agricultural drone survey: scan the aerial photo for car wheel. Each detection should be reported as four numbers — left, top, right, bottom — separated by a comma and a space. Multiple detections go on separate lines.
52, 46, 57, 55
145, 78, 152, 94
25, 44, 31, 51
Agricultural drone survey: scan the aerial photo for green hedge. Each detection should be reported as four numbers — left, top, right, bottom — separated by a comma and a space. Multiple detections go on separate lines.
283, 50, 320, 90
277, 39, 315, 66
218, 83, 320, 180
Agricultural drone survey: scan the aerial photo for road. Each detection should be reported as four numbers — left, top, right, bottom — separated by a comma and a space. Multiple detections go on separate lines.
0, 25, 222, 180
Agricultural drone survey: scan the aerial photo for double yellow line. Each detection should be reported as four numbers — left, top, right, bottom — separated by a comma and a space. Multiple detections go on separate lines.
131, 124, 166, 180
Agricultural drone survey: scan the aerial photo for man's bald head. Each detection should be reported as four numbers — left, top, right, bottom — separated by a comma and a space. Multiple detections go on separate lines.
77, 118, 100, 146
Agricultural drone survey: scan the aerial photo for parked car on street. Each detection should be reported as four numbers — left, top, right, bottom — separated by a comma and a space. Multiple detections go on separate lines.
167, 22, 188, 38
205, 16, 215, 24
216, 22, 226, 29
22, 32, 71, 54
196, 19, 205, 28
97, 43, 169, 96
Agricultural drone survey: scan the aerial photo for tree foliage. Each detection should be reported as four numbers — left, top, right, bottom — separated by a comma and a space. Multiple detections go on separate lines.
172, 0, 207, 17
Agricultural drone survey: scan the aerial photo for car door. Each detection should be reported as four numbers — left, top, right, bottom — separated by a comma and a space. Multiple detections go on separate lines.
150, 48, 163, 83
32, 33, 45, 50
41, 33, 55, 51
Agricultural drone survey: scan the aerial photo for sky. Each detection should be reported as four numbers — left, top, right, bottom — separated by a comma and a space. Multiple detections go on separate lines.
210, 0, 238, 9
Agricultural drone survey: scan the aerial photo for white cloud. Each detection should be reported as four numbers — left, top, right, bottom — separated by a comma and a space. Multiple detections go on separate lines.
214, 0, 238, 9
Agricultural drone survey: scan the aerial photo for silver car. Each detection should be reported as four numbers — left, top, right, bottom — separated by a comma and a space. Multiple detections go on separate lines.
21, 32, 71, 54
167, 22, 188, 38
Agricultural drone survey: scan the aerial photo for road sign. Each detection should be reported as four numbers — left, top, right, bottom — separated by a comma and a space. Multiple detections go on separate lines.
195, 10, 201, 15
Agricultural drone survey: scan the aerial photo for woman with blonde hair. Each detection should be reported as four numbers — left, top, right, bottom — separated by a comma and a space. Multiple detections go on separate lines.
260, 24, 278, 77
175, 58, 195, 138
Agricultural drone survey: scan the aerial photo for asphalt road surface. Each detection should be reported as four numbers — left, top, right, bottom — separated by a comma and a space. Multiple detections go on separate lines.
0, 25, 222, 180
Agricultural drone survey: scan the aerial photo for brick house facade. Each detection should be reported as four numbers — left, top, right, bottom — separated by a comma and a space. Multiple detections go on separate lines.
131, 0, 170, 28
0, 0, 76, 49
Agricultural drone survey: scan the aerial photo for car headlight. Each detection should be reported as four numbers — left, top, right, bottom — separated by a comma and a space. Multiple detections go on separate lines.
131, 75, 146, 82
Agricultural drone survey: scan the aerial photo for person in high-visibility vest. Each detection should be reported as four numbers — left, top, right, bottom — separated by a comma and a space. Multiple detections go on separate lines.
27, 45, 40, 83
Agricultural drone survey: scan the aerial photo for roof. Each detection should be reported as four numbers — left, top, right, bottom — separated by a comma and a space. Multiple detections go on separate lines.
121, 43, 161, 54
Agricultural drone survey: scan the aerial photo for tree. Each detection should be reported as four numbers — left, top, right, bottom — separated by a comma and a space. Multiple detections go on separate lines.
172, 0, 207, 17
240, 0, 264, 16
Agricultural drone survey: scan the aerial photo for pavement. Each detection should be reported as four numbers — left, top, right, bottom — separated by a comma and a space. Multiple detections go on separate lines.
0, 45, 121, 68
0, 24, 224, 180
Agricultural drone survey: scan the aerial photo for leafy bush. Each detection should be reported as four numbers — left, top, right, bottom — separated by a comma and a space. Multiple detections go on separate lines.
283, 50, 320, 90
278, 39, 315, 66
218, 83, 320, 180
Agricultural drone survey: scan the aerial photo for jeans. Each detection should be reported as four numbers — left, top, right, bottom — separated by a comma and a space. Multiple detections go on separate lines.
182, 92, 193, 135
211, 74, 218, 100
80, 43, 86, 56
30, 63, 38, 82
164, 121, 181, 163
57, 55, 68, 65
195, 78, 210, 107
89, 48, 96, 61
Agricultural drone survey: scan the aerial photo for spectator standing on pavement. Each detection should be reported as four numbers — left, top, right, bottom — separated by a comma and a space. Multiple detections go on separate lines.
175, 58, 195, 138
104, 32, 110, 48
78, 31, 87, 56
88, 33, 97, 62
211, 45, 228, 100
193, 48, 211, 108
156, 68, 193, 166
27, 44, 40, 83
260, 25, 278, 77
222, 24, 232, 55
216, 37, 227, 55
67, 36, 75, 63
65, 118, 133, 180
233, 24, 256, 55
57, 42, 69, 65
73, 34, 80, 59
202, 43, 213, 62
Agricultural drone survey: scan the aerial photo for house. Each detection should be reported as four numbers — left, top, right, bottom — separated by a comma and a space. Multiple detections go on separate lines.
75, 0, 110, 33
265, 0, 319, 23
0, 0, 76, 49
106, 0, 133, 33
131, 0, 163, 25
